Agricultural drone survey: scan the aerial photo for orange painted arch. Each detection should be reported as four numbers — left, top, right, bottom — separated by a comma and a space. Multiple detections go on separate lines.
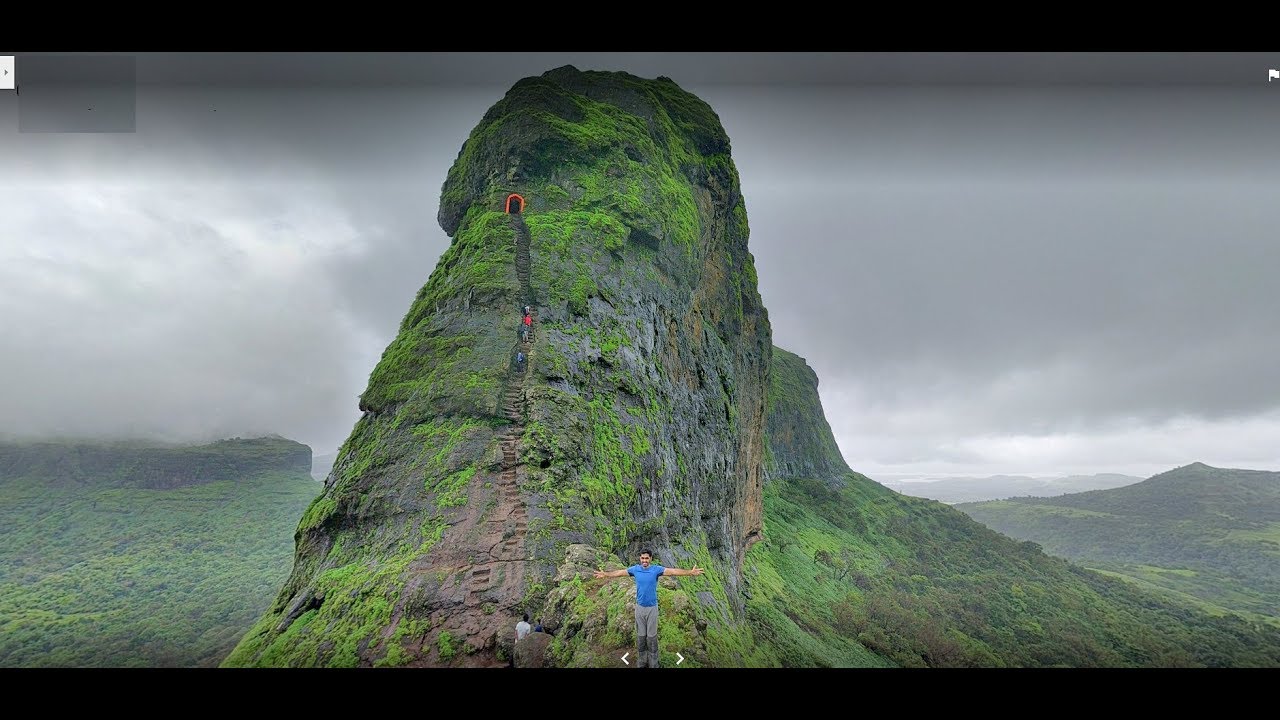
505, 194, 525, 213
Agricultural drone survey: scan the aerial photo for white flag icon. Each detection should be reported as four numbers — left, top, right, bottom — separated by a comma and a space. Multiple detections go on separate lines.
1270, 69, 1279, 82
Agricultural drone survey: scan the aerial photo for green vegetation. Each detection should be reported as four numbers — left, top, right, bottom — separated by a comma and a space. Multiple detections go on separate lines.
441, 68, 730, 279
578, 394, 645, 551
437, 629, 457, 662
534, 347, 1280, 667
736, 348, 1280, 667
765, 348, 846, 481
0, 440, 319, 667
958, 464, 1280, 623
224, 513, 448, 668
360, 205, 515, 419
227, 412, 493, 667
298, 496, 337, 533
568, 275, 595, 317
745, 473, 1279, 666
537, 546, 775, 668
429, 465, 476, 509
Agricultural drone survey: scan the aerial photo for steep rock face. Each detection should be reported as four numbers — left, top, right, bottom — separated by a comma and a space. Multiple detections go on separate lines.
227, 67, 770, 667
0, 437, 310, 490
765, 348, 850, 487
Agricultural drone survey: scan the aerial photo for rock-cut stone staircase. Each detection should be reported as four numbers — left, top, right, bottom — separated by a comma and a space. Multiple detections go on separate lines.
464, 213, 536, 608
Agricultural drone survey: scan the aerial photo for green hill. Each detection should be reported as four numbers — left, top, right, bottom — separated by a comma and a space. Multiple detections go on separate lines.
0, 437, 319, 667
732, 349, 1280, 667
958, 463, 1280, 624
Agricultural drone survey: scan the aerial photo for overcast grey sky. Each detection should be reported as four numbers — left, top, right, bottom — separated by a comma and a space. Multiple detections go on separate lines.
2, 52, 1279, 480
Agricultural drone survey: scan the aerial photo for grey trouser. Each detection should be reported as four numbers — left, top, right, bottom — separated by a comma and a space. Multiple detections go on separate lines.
634, 604, 659, 668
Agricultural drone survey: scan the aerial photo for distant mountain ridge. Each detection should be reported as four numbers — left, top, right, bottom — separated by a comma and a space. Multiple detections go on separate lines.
0, 437, 311, 489
958, 463, 1280, 622
311, 451, 338, 481
882, 473, 1143, 504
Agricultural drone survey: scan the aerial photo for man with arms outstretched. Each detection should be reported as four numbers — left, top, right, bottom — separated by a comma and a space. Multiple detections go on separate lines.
594, 549, 703, 668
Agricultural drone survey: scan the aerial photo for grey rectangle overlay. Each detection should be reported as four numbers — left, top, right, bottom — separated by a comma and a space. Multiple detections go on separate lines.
19, 55, 136, 133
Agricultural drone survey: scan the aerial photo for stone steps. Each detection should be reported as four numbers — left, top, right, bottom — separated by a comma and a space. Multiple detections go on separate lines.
458, 213, 534, 617
468, 567, 491, 592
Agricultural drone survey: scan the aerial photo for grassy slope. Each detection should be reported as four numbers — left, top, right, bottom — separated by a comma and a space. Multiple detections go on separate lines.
744, 349, 1280, 667
958, 465, 1280, 623
0, 444, 319, 667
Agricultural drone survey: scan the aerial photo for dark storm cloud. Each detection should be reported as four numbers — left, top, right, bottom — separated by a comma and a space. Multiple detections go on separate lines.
114, 52, 1280, 87
702, 86, 1280, 438
0, 83, 502, 452
1, 53, 1278, 477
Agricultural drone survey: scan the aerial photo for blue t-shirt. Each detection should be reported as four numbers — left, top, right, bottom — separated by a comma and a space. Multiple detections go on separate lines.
627, 564, 666, 607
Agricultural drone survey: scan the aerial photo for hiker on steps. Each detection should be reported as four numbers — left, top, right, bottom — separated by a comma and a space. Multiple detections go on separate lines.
516, 350, 526, 372
522, 311, 533, 342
